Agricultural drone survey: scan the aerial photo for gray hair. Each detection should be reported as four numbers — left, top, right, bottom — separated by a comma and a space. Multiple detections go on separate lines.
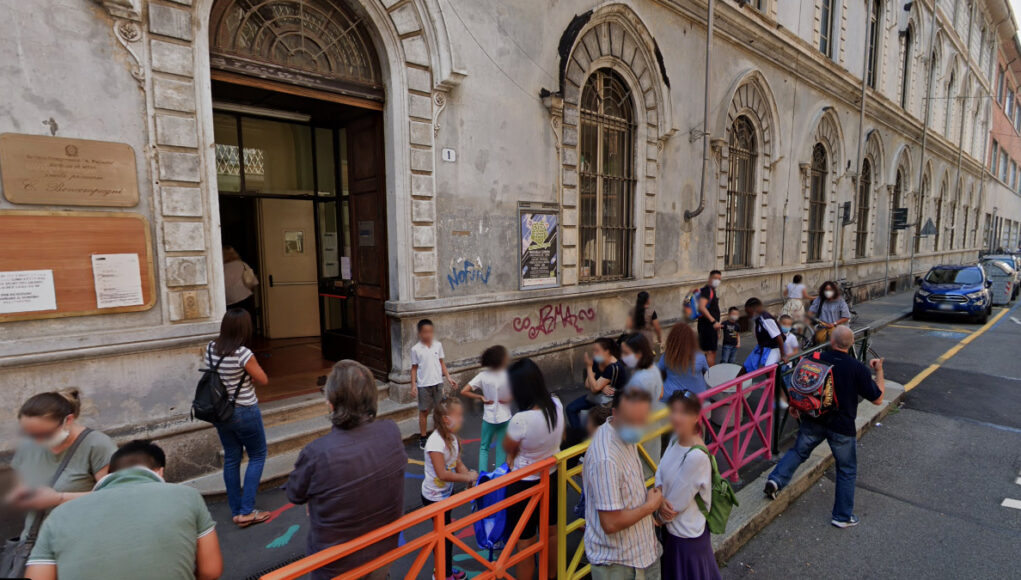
324, 360, 377, 430
830, 325, 854, 351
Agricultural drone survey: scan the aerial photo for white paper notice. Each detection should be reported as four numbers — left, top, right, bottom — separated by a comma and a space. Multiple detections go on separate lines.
91, 254, 144, 309
0, 270, 57, 315
340, 256, 352, 280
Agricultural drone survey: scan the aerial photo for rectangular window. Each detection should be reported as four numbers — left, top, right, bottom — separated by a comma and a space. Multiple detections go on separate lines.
1007, 91, 1015, 117
819, 0, 834, 57
1001, 151, 1009, 181
866, 1, 880, 89
991, 140, 999, 171
998, 67, 1006, 104
1012, 161, 1018, 189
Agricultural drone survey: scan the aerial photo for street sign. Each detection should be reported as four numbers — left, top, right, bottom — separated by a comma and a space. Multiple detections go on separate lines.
892, 208, 909, 230
841, 201, 852, 226
919, 217, 937, 237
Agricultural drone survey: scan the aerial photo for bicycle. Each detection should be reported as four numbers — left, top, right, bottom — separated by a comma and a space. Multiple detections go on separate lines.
837, 277, 860, 325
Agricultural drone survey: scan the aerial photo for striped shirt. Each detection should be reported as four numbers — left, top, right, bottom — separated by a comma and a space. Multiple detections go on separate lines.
206, 342, 257, 406
582, 421, 661, 568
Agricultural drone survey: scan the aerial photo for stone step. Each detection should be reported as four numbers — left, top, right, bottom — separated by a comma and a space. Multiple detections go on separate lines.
258, 380, 390, 429
183, 398, 419, 497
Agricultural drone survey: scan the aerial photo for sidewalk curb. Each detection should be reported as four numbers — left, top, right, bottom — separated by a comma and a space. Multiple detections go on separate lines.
712, 380, 907, 564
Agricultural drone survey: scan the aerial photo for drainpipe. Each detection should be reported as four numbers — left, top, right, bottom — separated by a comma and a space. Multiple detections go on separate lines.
685, 0, 715, 221
843, 0, 875, 283
910, 5, 940, 280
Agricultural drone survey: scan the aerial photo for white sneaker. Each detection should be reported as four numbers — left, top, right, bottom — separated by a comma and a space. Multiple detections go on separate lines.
831, 515, 860, 528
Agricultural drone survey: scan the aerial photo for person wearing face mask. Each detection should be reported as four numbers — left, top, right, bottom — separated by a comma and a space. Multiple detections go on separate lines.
742, 297, 788, 373
286, 360, 406, 580
697, 270, 724, 366
719, 307, 742, 365
583, 386, 663, 580
621, 333, 665, 469
5, 390, 117, 576
807, 281, 852, 344
566, 338, 628, 433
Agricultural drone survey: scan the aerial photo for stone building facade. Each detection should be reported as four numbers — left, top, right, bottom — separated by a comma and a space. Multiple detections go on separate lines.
1, 0, 1017, 483
986, 10, 1021, 252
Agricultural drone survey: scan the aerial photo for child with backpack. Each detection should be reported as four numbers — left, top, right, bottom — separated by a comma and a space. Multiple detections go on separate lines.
460, 345, 511, 471
421, 398, 477, 580
655, 390, 733, 580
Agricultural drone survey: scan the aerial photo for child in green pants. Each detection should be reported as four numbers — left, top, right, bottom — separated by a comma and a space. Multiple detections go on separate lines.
461, 345, 511, 471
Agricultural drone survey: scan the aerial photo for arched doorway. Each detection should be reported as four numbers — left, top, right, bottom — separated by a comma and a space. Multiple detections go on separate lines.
209, 0, 391, 392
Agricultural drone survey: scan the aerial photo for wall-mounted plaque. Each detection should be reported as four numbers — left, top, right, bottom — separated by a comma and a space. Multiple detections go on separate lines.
0, 133, 139, 207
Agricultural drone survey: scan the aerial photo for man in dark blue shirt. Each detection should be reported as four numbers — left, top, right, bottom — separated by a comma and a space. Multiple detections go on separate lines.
764, 326, 885, 528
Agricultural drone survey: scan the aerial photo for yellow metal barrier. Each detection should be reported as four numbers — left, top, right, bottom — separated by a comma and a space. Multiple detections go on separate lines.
554, 406, 671, 580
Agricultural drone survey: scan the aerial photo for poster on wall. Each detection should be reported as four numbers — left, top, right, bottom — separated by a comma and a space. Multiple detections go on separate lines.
91, 254, 144, 309
519, 205, 560, 289
0, 270, 57, 315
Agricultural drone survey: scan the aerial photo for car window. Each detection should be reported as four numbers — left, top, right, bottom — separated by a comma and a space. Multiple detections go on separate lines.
924, 268, 982, 285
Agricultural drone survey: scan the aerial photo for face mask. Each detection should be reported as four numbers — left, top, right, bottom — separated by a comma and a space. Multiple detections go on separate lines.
824, 290, 835, 299
780, 326, 792, 334
621, 353, 639, 368
41, 418, 70, 450
729, 315, 739, 321
593, 354, 605, 365
710, 279, 721, 288
616, 423, 645, 445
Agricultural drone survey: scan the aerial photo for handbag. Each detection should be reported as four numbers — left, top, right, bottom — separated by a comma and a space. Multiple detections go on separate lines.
0, 428, 94, 577
241, 264, 259, 289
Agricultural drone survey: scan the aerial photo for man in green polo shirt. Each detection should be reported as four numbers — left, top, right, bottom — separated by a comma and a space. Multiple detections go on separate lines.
25, 440, 223, 580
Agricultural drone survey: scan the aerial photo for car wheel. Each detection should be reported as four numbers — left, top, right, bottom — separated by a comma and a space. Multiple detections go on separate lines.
978, 307, 990, 324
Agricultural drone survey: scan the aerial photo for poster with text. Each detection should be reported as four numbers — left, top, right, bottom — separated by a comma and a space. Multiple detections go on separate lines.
520, 210, 559, 289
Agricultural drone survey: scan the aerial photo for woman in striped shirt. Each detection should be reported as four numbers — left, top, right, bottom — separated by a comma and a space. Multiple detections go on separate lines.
207, 308, 271, 527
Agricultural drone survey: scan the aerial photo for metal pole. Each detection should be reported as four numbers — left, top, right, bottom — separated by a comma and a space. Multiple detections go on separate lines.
910, 5, 940, 280
685, 0, 715, 221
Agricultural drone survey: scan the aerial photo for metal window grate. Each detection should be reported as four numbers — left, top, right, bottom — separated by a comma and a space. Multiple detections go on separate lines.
578, 70, 636, 282
889, 171, 903, 255
855, 159, 872, 258
807, 144, 828, 262
726, 116, 757, 269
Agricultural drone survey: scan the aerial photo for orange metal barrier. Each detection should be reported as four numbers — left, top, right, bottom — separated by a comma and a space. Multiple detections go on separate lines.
261, 456, 556, 580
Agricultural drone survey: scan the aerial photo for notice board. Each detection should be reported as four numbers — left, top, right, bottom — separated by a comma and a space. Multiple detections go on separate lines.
0, 211, 155, 322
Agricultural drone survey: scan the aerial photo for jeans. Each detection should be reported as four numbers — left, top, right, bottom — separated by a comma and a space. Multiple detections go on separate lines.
591, 560, 662, 580
719, 344, 738, 364
479, 420, 509, 471
566, 394, 597, 431
768, 419, 857, 522
215, 404, 267, 517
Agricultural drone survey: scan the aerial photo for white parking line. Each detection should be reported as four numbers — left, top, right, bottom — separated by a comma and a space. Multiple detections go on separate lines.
1002, 498, 1021, 510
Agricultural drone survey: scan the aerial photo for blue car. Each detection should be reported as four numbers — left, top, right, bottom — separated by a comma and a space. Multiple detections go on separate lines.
913, 265, 992, 323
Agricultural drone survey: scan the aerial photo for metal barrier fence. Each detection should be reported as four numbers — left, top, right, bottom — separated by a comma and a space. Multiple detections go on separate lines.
261, 457, 555, 580
554, 364, 778, 580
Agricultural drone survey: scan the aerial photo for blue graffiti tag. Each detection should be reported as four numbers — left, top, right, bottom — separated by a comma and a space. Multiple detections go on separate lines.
447, 259, 491, 291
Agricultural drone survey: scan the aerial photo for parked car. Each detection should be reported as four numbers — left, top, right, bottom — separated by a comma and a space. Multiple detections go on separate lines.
980, 260, 1015, 306
982, 254, 1021, 299
913, 265, 992, 323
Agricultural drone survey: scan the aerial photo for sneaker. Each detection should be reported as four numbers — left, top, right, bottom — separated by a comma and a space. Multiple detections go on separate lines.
419, 436, 427, 450
831, 515, 860, 528
763, 479, 779, 500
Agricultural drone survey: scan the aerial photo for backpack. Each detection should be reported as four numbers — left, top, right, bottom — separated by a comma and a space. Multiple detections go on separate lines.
683, 444, 738, 534
788, 351, 838, 418
191, 346, 246, 424
686, 287, 712, 321
472, 463, 511, 560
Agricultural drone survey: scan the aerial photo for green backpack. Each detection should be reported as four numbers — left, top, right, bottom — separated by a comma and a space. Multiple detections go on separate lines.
682, 444, 739, 534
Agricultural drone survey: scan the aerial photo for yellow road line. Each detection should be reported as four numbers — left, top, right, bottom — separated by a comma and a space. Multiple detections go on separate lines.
902, 307, 1011, 392
888, 323, 973, 334
407, 458, 424, 466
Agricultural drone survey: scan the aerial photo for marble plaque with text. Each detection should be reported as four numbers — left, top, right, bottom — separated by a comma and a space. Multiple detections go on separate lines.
0, 133, 139, 207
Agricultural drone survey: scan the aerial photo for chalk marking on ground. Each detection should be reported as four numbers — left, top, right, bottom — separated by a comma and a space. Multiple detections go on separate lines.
1001, 498, 1021, 510
265, 502, 296, 523
266, 524, 301, 549
889, 323, 972, 334
902, 307, 1011, 392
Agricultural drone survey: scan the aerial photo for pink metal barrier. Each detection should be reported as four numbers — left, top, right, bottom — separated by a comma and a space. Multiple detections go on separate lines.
697, 364, 777, 482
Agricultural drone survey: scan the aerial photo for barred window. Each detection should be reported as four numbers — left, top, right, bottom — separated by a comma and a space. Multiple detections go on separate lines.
866, 1, 881, 88
900, 24, 913, 108
579, 70, 636, 282
726, 116, 758, 269
807, 144, 828, 262
934, 183, 945, 251
889, 170, 903, 255
854, 159, 872, 258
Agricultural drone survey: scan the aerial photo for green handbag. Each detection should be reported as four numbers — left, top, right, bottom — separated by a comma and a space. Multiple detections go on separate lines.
684, 444, 739, 534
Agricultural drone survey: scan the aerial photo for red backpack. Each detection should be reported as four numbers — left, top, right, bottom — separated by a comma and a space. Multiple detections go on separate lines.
788, 352, 838, 418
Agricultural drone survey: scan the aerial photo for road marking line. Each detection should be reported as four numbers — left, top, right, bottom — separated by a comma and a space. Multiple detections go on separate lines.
902, 307, 1012, 392
1011, 316, 1021, 325
888, 323, 972, 334
1001, 498, 1021, 510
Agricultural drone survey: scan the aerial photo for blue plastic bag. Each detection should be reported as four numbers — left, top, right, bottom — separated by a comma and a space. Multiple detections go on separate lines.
472, 463, 510, 560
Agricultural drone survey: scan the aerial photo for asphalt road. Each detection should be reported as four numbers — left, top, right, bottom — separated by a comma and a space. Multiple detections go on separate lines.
722, 302, 1021, 579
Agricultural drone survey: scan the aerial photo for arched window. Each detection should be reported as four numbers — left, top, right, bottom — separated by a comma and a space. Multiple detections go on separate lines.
934, 181, 945, 251
820, 0, 835, 57
807, 144, 828, 262
901, 24, 913, 108
945, 70, 956, 136
726, 116, 758, 269
579, 69, 636, 282
915, 175, 928, 254
855, 159, 872, 258
866, 0, 882, 88
890, 169, 903, 255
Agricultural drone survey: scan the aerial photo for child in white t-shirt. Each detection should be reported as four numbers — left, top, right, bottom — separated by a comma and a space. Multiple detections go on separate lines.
411, 319, 458, 449
778, 314, 799, 411
421, 398, 476, 580
782, 274, 814, 319
461, 345, 511, 471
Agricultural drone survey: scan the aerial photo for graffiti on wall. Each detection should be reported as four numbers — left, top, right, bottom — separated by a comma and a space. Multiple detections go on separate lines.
447, 258, 491, 291
513, 303, 596, 340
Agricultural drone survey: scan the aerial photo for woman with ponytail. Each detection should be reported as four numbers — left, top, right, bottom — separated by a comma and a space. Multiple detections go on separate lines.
626, 290, 663, 349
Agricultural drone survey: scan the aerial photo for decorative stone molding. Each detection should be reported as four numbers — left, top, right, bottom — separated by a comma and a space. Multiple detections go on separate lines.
94, 0, 141, 21
431, 92, 446, 136
113, 20, 145, 87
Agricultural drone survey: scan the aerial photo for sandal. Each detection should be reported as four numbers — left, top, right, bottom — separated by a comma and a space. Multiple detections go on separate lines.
233, 510, 271, 528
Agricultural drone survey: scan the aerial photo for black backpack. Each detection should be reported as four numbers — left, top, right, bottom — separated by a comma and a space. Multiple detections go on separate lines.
191, 347, 246, 424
